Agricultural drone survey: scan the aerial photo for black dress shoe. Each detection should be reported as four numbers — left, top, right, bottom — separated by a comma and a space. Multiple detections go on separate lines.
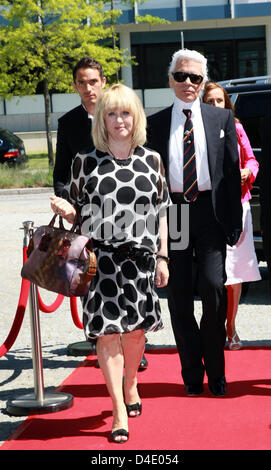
185, 383, 204, 396
138, 354, 148, 370
208, 376, 226, 397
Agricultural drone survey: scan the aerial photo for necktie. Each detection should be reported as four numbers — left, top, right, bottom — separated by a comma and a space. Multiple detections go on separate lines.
183, 109, 199, 202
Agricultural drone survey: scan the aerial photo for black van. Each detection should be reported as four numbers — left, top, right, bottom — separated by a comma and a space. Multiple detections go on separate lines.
219, 76, 271, 261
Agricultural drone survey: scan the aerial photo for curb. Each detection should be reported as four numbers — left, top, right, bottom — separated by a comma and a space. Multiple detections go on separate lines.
0, 187, 54, 195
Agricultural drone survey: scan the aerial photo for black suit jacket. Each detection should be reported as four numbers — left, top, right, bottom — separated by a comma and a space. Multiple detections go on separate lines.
147, 102, 243, 237
53, 105, 94, 196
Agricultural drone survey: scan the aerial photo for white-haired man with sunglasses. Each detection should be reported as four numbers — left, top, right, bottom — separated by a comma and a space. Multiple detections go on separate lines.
147, 49, 243, 397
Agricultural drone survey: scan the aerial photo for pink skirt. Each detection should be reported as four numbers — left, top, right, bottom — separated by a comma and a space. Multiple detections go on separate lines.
225, 201, 261, 285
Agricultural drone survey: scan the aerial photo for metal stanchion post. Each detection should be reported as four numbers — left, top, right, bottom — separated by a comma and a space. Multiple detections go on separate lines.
22, 220, 34, 250
6, 221, 73, 416
29, 279, 45, 404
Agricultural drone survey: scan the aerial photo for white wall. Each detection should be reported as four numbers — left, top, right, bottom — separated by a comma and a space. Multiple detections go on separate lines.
52, 93, 80, 112
0, 88, 173, 135
0, 93, 81, 116
0, 89, 170, 117
0, 98, 4, 114
144, 89, 174, 108
15, 131, 57, 153
5, 95, 44, 115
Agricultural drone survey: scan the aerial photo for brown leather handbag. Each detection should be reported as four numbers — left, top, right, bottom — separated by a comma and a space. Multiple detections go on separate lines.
21, 213, 97, 297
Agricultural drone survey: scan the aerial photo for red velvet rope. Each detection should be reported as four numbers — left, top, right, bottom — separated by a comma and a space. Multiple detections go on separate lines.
37, 290, 83, 329
0, 247, 30, 358
37, 290, 83, 330
37, 290, 64, 313
70, 296, 83, 329
0, 246, 83, 358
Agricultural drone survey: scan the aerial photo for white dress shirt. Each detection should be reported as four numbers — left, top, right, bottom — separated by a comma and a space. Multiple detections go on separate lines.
169, 96, 212, 193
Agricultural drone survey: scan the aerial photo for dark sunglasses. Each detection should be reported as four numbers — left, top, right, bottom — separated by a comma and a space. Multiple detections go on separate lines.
172, 71, 203, 85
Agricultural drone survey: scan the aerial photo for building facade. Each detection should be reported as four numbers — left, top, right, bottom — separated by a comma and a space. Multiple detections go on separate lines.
116, 0, 271, 112
1, 0, 271, 132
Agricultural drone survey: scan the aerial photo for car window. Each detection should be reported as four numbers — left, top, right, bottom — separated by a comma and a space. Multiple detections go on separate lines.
0, 129, 15, 140
234, 92, 271, 149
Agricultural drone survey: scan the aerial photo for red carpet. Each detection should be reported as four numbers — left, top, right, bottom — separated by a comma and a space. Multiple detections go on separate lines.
1, 347, 271, 451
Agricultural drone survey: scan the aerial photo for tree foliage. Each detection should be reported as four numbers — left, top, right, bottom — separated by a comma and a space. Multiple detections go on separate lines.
0, 0, 170, 165
0, 0, 126, 98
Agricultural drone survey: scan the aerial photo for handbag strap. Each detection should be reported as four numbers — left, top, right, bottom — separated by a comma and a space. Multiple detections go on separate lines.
49, 205, 82, 233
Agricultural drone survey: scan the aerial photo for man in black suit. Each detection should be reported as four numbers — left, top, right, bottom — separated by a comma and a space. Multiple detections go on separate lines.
147, 49, 242, 396
53, 56, 106, 196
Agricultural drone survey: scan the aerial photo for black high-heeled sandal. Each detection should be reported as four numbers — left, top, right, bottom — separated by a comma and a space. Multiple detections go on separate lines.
126, 402, 142, 417
110, 428, 129, 444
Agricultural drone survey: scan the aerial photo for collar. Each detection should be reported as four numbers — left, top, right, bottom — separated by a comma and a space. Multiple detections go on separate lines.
173, 96, 200, 116
82, 103, 93, 119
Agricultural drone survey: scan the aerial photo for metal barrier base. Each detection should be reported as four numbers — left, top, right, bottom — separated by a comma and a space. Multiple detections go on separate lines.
6, 391, 73, 416
67, 340, 96, 357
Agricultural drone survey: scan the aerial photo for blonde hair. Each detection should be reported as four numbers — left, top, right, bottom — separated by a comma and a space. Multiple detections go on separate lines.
92, 83, 147, 152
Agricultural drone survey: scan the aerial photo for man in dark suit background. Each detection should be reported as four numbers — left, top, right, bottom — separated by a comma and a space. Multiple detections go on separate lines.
53, 56, 106, 196
147, 49, 242, 396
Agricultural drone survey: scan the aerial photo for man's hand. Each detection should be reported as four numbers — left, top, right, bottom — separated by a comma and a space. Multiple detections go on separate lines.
155, 258, 169, 288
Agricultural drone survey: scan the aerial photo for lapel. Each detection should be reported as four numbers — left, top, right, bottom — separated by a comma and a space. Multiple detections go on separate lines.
79, 105, 92, 129
161, 106, 173, 184
148, 106, 173, 183
158, 106, 173, 161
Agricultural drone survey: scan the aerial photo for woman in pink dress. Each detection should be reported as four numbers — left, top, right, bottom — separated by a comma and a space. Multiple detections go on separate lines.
203, 81, 261, 350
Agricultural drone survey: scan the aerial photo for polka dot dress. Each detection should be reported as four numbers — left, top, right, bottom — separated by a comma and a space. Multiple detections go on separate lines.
62, 146, 171, 340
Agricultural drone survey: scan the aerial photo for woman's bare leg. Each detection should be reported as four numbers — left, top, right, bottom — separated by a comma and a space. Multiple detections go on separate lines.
121, 330, 145, 416
226, 283, 242, 347
96, 334, 128, 442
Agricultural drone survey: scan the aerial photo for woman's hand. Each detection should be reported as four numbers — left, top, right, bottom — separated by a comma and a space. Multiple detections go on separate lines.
240, 168, 251, 185
155, 258, 169, 288
50, 196, 77, 224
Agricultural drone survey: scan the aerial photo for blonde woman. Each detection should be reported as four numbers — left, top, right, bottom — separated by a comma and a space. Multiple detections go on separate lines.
50, 84, 171, 443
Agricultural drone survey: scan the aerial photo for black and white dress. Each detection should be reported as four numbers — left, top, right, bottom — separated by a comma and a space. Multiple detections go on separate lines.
62, 145, 171, 340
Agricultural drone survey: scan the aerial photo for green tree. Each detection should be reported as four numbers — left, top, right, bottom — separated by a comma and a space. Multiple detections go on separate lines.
0, 0, 125, 167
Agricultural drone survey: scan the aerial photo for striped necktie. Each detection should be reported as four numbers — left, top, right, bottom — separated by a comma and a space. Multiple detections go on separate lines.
183, 109, 199, 202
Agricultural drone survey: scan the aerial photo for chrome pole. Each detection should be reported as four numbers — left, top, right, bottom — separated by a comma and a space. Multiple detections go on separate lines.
29, 281, 45, 404
24, 220, 45, 403
6, 221, 73, 416
22, 220, 34, 248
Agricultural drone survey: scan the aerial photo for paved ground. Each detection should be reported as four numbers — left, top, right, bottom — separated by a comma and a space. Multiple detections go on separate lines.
0, 189, 270, 446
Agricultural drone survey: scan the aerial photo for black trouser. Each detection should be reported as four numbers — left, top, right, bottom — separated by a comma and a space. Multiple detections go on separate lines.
168, 192, 227, 385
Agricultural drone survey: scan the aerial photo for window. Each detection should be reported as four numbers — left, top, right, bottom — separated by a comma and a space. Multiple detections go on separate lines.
132, 38, 266, 89
234, 91, 271, 149
132, 43, 178, 89
237, 40, 266, 78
